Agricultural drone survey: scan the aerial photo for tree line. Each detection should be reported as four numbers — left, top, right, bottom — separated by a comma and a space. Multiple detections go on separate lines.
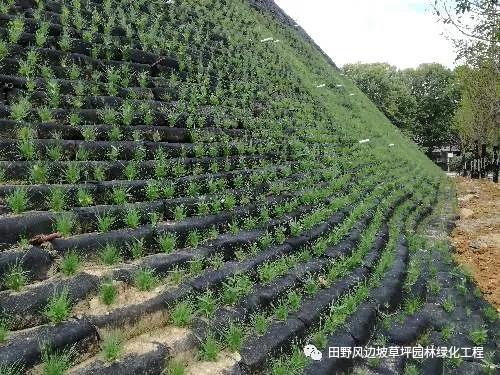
342, 0, 498, 178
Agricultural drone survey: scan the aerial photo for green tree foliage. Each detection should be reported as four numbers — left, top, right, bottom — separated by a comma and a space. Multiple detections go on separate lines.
402, 63, 461, 153
434, 0, 499, 148
343, 63, 460, 154
454, 61, 499, 147
342, 63, 417, 131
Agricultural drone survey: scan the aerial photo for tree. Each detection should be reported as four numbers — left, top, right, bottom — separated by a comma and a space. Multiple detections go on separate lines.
434, 0, 499, 149
402, 63, 461, 154
343, 63, 460, 154
342, 63, 417, 131
454, 61, 499, 147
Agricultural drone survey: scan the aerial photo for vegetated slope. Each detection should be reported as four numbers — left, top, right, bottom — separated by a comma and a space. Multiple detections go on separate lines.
0, 0, 497, 374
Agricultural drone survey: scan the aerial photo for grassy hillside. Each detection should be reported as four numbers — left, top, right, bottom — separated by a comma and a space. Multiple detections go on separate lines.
0, 0, 497, 374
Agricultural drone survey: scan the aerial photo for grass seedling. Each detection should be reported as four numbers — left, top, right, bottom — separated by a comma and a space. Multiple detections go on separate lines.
65, 162, 81, 184
111, 188, 128, 205
199, 334, 219, 361
7, 17, 24, 44
404, 365, 419, 375
482, 305, 498, 323
187, 230, 200, 248
6, 188, 28, 213
441, 324, 455, 341
29, 163, 48, 184
224, 324, 243, 352
54, 213, 74, 237
48, 188, 66, 211
158, 233, 177, 253
170, 301, 194, 327
10, 96, 31, 122
469, 328, 488, 346
404, 297, 422, 316
100, 281, 118, 305
442, 295, 455, 313
44, 288, 71, 324
275, 303, 289, 321
312, 330, 328, 349
2, 264, 27, 291
41, 347, 74, 375
77, 188, 93, 207
166, 360, 185, 375
134, 268, 158, 291
100, 244, 122, 265
129, 239, 145, 259
101, 334, 123, 362
124, 208, 141, 228
173, 205, 186, 221
60, 250, 80, 276
196, 290, 217, 317
97, 213, 115, 232
252, 313, 268, 335
0, 318, 9, 343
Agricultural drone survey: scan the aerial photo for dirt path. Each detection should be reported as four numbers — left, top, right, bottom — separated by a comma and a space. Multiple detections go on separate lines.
450, 176, 500, 309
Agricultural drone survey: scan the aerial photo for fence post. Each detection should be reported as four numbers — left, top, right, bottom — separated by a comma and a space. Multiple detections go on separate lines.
493, 146, 499, 183
472, 141, 479, 179
480, 144, 487, 178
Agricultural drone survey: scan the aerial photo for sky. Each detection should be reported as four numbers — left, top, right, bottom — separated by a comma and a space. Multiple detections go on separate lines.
274, 0, 457, 69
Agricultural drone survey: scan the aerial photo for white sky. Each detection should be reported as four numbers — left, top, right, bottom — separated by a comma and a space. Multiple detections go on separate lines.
275, 0, 457, 69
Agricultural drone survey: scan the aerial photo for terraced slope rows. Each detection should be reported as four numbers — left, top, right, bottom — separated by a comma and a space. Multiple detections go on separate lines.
0, 0, 497, 374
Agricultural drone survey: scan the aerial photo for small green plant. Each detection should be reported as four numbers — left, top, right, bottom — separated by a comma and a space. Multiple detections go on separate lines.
77, 188, 93, 207
54, 213, 74, 236
173, 205, 186, 221
312, 330, 328, 349
6, 188, 28, 214
44, 288, 71, 324
29, 162, 48, 184
100, 244, 122, 265
157, 233, 177, 254
187, 230, 200, 248
469, 328, 488, 345
101, 334, 123, 362
124, 208, 141, 228
404, 365, 419, 375
442, 295, 455, 313
0, 40, 8, 61
0, 318, 9, 343
441, 324, 455, 341
275, 303, 289, 321
304, 277, 319, 295
48, 188, 66, 211
197, 290, 217, 317
129, 239, 145, 259
10, 96, 31, 122
7, 17, 24, 44
97, 213, 115, 232
111, 188, 128, 205
60, 250, 80, 276
404, 297, 422, 315
35, 21, 50, 47
134, 268, 158, 291
483, 305, 498, 323
252, 313, 268, 335
199, 334, 219, 361
100, 281, 118, 305
65, 162, 81, 184
170, 301, 194, 327
41, 347, 74, 375
224, 324, 243, 352
2, 264, 27, 291
166, 360, 185, 375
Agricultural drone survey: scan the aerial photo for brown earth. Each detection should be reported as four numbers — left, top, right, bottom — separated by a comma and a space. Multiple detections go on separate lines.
450, 176, 500, 309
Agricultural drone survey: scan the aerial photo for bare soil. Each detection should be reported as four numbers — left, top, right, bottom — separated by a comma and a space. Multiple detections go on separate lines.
450, 177, 500, 309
